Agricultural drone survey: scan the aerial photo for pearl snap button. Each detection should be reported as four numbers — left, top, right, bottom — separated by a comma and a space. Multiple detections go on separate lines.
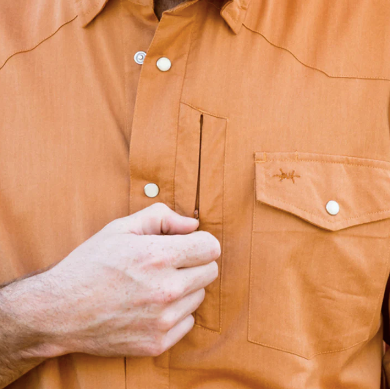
326, 200, 340, 216
134, 51, 146, 65
144, 183, 159, 198
156, 57, 172, 71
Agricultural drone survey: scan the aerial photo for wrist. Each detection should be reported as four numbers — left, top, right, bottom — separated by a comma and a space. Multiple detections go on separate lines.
0, 271, 68, 361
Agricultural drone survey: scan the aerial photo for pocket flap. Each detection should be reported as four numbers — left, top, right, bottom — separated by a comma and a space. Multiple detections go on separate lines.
255, 151, 390, 231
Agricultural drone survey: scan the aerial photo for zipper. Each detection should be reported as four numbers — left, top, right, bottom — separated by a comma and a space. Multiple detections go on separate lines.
194, 114, 203, 219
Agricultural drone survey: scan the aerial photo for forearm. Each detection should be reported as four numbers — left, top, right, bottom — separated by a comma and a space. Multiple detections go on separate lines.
0, 273, 64, 388
0, 263, 57, 290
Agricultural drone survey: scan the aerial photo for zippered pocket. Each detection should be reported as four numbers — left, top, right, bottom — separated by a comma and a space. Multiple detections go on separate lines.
193, 114, 203, 220
175, 102, 227, 332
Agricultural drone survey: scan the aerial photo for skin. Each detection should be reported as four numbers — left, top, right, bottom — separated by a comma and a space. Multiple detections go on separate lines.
154, 0, 189, 20
0, 203, 220, 388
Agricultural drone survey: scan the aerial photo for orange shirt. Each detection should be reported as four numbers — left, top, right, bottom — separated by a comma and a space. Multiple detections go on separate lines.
2, 0, 390, 387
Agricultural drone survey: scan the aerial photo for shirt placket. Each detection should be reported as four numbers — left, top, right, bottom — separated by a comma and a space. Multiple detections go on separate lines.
128, 0, 199, 215
125, 1, 200, 386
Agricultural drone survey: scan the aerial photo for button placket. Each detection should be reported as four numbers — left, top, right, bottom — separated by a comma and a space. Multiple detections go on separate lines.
128, 1, 200, 215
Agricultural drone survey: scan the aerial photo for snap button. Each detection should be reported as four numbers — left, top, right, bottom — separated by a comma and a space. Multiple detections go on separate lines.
326, 200, 339, 216
134, 51, 146, 65
144, 183, 159, 198
156, 57, 172, 72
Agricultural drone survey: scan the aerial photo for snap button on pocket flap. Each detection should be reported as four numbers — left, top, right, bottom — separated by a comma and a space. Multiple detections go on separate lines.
254, 151, 390, 231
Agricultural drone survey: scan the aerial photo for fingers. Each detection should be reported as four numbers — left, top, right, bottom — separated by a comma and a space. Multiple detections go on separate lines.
162, 314, 195, 352
106, 203, 199, 236
173, 261, 219, 298
103, 203, 220, 269
129, 231, 221, 269
160, 288, 205, 331
161, 231, 220, 269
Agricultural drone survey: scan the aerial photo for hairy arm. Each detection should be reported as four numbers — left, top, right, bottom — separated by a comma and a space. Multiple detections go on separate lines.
0, 270, 63, 388
0, 203, 219, 387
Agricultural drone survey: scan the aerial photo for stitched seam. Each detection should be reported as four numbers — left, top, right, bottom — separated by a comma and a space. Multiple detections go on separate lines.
80, 0, 111, 23
180, 101, 228, 120
175, 0, 223, 334
242, 23, 390, 82
194, 323, 221, 334
367, 236, 390, 345
250, 168, 372, 358
250, 159, 390, 359
224, 5, 240, 24
259, 195, 390, 224
128, 0, 165, 215
0, 15, 78, 71
250, 177, 384, 358
248, 176, 257, 346
255, 159, 390, 172
247, 336, 368, 359
167, 348, 171, 389
173, 102, 180, 213
119, 0, 131, 217
173, 2, 200, 212
219, 118, 228, 333
119, 3, 129, 384
256, 151, 390, 166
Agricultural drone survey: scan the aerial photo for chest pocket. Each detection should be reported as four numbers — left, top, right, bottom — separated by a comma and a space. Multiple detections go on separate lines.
249, 151, 390, 359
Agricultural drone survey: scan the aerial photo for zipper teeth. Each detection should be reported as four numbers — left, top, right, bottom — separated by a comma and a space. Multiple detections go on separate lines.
194, 114, 203, 219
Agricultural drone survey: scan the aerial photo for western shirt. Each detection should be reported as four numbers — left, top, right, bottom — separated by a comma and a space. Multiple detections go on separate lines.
1, 0, 390, 387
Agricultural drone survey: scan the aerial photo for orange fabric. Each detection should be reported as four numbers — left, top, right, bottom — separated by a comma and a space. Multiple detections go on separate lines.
1, 0, 390, 387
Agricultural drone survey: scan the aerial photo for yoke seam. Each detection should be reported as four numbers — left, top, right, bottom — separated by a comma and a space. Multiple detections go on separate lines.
242, 22, 390, 82
0, 15, 78, 71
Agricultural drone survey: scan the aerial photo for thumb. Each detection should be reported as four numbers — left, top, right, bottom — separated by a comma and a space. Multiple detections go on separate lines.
115, 203, 199, 235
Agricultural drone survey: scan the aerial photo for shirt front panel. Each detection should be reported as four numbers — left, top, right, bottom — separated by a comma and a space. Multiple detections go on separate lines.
1, 0, 390, 388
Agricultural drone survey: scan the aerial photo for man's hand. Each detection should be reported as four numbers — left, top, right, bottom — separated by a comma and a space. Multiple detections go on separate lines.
0, 203, 220, 387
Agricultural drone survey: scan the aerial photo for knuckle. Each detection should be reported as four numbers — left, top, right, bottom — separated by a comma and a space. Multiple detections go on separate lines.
151, 293, 168, 305
196, 232, 221, 259
164, 286, 181, 303
102, 218, 121, 232
150, 251, 171, 270
170, 283, 185, 300
153, 284, 182, 304
196, 230, 212, 240
150, 202, 170, 213
157, 312, 176, 331
145, 339, 165, 357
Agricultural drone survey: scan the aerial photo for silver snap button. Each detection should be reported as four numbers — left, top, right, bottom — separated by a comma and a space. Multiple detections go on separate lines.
156, 57, 172, 72
144, 183, 159, 198
326, 200, 339, 216
134, 51, 146, 65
